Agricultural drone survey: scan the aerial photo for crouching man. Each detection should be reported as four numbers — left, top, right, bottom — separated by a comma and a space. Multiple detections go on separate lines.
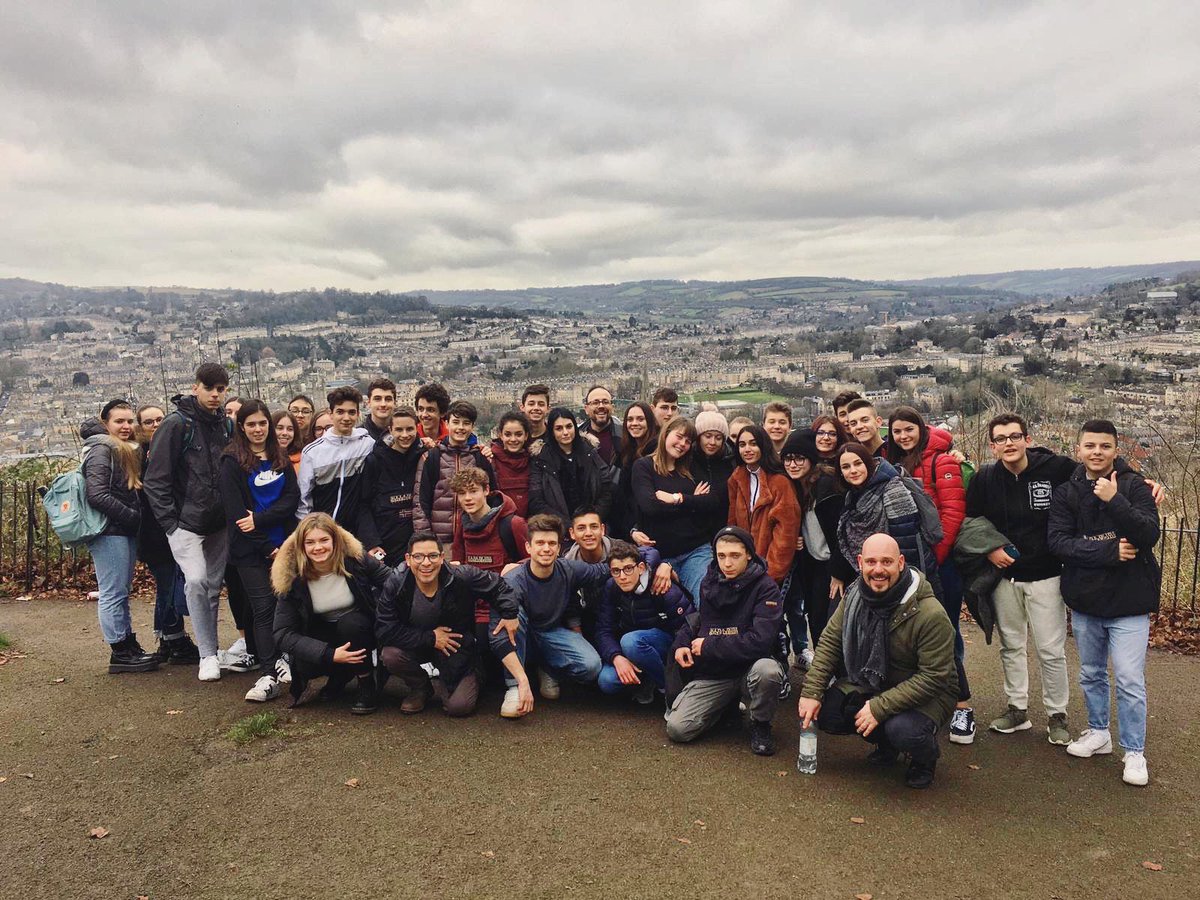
664, 526, 787, 756
798, 533, 958, 789
375, 532, 533, 718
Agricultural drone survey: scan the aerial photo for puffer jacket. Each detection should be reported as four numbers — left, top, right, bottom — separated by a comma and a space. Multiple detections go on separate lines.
595, 576, 694, 665
412, 440, 497, 551
726, 467, 801, 583
1048, 458, 1161, 618
528, 439, 613, 520
143, 395, 230, 535
489, 442, 531, 517
838, 460, 932, 574
452, 491, 528, 574
670, 530, 785, 682
906, 428, 966, 564
81, 428, 141, 538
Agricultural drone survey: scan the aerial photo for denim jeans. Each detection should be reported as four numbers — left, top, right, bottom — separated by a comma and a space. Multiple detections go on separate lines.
148, 558, 187, 639
663, 544, 713, 607
1071, 610, 1150, 753
598, 628, 674, 693
88, 534, 137, 644
495, 609, 601, 688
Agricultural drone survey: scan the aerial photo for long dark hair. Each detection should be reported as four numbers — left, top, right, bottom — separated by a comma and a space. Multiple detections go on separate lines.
272, 409, 300, 456
544, 407, 589, 460
884, 406, 929, 476
618, 401, 658, 469
226, 400, 289, 473
734, 424, 784, 475
836, 442, 879, 491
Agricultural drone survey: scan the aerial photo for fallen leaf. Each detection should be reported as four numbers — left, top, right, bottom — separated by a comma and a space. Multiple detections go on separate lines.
776, 770, 788, 777
675, 837, 692, 845
88, 827, 110, 839
19, 773, 33, 779
107, 755, 120, 760
1141, 861, 1163, 871
165, 709, 182, 716
51, 677, 65, 684
344, 778, 361, 788
856, 894, 873, 900
694, 819, 706, 827
480, 850, 496, 859
968, 764, 981, 771
850, 816, 866, 825
0, 776, 6, 783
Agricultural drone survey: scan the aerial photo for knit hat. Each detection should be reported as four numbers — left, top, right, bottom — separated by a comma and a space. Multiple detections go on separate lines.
711, 524, 756, 556
694, 403, 729, 439
782, 428, 821, 464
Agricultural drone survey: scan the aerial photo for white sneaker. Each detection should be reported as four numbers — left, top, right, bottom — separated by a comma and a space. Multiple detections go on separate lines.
274, 657, 292, 685
245, 674, 282, 702
224, 636, 247, 657
1066, 728, 1113, 758
500, 686, 528, 718
1122, 751, 1149, 786
800, 648, 815, 668
198, 655, 221, 682
220, 651, 258, 673
538, 669, 560, 700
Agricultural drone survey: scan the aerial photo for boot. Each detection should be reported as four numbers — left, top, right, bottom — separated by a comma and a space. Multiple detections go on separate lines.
749, 720, 776, 756
109, 635, 160, 674
165, 634, 200, 665
351, 674, 379, 716
905, 758, 937, 789
400, 675, 431, 714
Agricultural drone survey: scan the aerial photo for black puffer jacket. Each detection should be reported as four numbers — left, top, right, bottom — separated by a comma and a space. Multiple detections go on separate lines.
1047, 458, 1161, 617
529, 439, 613, 520
357, 438, 425, 563
81, 426, 141, 538
143, 395, 231, 536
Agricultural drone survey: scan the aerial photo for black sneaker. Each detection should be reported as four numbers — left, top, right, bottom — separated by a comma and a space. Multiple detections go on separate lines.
949, 708, 976, 745
108, 635, 160, 674
166, 634, 200, 665
867, 745, 899, 767
749, 720, 776, 756
351, 675, 379, 716
905, 758, 937, 789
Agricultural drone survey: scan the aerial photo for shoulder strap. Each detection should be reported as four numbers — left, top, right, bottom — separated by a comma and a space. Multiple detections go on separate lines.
497, 513, 519, 562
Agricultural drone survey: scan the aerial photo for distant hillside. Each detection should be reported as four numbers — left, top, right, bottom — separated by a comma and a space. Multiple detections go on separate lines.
896, 261, 1200, 298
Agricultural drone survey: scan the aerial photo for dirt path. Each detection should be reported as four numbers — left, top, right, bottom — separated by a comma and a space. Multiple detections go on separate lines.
1, 594, 1197, 900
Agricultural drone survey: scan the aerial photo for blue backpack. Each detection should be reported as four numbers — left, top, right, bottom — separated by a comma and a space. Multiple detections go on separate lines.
42, 467, 108, 547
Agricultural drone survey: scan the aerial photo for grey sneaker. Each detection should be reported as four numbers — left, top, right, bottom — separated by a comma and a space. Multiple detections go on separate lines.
1047, 713, 1070, 745
989, 705, 1032, 734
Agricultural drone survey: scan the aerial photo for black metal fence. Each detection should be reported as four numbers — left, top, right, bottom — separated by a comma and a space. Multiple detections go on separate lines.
0, 479, 1197, 615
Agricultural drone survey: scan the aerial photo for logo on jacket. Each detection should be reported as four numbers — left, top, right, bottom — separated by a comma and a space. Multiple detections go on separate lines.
1029, 480, 1052, 510
253, 470, 284, 488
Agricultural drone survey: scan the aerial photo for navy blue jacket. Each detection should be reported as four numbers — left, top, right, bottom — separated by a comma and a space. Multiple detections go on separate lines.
594, 577, 694, 665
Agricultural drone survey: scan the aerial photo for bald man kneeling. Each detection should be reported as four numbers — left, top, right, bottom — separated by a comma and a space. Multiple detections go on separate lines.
797, 534, 959, 789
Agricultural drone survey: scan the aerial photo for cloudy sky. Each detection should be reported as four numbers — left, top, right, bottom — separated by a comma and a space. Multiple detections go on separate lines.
2, 1, 1197, 291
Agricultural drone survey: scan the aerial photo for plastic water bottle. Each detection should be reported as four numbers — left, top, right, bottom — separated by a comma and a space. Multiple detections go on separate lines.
797, 723, 818, 775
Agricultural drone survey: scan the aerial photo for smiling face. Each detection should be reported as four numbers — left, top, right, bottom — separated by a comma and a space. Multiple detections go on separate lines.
416, 398, 443, 436
447, 414, 474, 447
664, 427, 692, 460
405, 539, 444, 587
699, 430, 725, 457
839, 450, 870, 487
891, 419, 921, 452
526, 529, 561, 568
568, 513, 605, 552
552, 417, 576, 451
763, 412, 790, 445
782, 453, 812, 481
330, 401, 359, 437
846, 407, 881, 447
813, 421, 840, 456
368, 389, 395, 424
500, 419, 528, 454
104, 406, 135, 442
242, 410, 270, 450
390, 414, 418, 451
521, 393, 549, 426
715, 537, 749, 579
274, 416, 295, 449
624, 407, 648, 440
736, 432, 762, 467
585, 388, 612, 427
303, 527, 334, 568
859, 534, 905, 594
1077, 430, 1118, 477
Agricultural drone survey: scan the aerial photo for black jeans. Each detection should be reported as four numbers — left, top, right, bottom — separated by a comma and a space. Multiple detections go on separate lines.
236, 564, 278, 671
224, 564, 257, 657
296, 609, 375, 685
817, 683, 940, 765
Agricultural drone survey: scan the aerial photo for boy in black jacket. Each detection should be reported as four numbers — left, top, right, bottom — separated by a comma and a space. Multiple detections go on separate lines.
1047, 420, 1160, 787
357, 408, 424, 565
665, 526, 786, 756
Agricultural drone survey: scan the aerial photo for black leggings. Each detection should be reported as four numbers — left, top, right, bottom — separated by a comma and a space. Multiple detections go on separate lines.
236, 564, 278, 671
224, 564, 257, 657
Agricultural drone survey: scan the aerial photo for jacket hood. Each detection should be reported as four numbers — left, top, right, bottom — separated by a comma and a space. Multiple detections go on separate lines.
270, 520, 365, 597
923, 427, 953, 456
862, 458, 900, 491
703, 553, 770, 612
1022, 445, 1065, 475
490, 441, 530, 465
80, 418, 107, 440
706, 525, 770, 598
171, 393, 223, 423
462, 491, 517, 535
380, 436, 425, 463
1069, 455, 1137, 483
320, 427, 371, 445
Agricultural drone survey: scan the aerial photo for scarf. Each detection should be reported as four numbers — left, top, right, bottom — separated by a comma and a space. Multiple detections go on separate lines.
842, 567, 914, 694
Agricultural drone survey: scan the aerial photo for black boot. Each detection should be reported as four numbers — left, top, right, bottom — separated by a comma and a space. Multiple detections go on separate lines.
351, 674, 379, 716
749, 720, 776, 756
905, 757, 937, 789
109, 635, 160, 674
164, 634, 200, 665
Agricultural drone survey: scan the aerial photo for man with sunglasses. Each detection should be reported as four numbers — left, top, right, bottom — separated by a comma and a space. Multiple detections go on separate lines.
966, 413, 1161, 744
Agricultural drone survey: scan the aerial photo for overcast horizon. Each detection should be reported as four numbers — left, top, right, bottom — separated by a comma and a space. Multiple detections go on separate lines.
3, 2, 1198, 293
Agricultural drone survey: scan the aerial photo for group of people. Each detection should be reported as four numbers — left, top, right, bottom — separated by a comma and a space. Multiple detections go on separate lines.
76, 364, 1163, 789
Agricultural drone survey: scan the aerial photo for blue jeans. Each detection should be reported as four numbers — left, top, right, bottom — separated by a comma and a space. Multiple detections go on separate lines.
664, 544, 713, 607
89, 535, 137, 644
148, 558, 187, 638
598, 628, 674, 693
1072, 610, 1150, 753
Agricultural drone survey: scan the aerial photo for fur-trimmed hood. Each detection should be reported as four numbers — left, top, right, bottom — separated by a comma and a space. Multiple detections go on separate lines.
270, 519, 365, 597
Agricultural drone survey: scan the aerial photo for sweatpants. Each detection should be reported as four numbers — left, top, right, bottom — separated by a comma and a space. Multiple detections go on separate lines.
664, 658, 785, 743
167, 528, 228, 659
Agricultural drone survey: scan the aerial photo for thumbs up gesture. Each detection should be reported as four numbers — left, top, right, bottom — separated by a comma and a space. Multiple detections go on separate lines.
1093, 471, 1118, 502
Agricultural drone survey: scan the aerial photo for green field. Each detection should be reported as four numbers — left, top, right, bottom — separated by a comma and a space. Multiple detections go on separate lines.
681, 388, 788, 405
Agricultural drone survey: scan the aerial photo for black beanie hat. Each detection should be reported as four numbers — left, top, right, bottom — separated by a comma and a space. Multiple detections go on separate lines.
782, 428, 821, 464
711, 524, 756, 556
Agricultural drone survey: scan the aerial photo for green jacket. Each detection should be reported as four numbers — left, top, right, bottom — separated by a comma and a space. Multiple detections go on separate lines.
802, 570, 958, 726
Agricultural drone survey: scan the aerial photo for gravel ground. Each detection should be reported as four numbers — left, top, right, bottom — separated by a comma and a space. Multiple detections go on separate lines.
1, 594, 1198, 900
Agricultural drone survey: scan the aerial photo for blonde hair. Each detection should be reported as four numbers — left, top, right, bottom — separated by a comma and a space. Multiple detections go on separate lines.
294, 513, 352, 581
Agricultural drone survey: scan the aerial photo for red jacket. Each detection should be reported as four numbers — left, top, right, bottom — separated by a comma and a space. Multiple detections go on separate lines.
909, 428, 966, 564
452, 491, 529, 623
489, 442, 531, 517
726, 468, 801, 583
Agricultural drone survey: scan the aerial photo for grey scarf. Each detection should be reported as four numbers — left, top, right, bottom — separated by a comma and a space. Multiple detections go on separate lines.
842, 568, 914, 694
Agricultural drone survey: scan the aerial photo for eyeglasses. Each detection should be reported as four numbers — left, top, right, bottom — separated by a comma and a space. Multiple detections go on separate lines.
815, 430, 839, 439
587, 398, 612, 406
782, 455, 807, 464
609, 564, 640, 577
289, 406, 313, 415
991, 433, 1027, 444
408, 552, 443, 563
140, 416, 164, 427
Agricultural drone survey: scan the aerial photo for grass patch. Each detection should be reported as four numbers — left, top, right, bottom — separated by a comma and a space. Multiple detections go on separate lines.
0, 633, 11, 651
226, 711, 284, 745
